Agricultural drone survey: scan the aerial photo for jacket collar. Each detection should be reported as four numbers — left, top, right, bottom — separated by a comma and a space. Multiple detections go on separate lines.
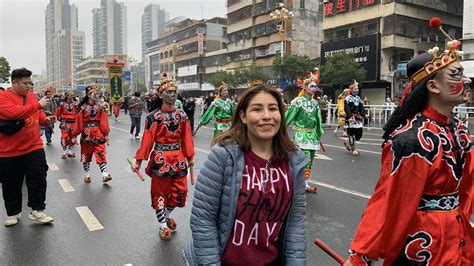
422, 105, 451, 125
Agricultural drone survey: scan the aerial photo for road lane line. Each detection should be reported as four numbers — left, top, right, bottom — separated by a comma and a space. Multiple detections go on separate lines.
195, 147, 210, 154
109, 125, 130, 133
314, 154, 333, 160
324, 144, 382, 155
308, 180, 371, 199
47, 163, 59, 171
58, 179, 75, 192
76, 206, 104, 232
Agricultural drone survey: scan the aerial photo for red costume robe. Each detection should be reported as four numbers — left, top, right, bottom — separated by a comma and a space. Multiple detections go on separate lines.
54, 101, 78, 148
135, 105, 194, 210
73, 103, 110, 164
349, 106, 473, 265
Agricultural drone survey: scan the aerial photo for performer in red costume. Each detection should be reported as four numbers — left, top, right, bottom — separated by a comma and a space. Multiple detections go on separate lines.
73, 86, 112, 183
131, 78, 194, 240
112, 102, 121, 121
345, 18, 473, 266
54, 90, 78, 159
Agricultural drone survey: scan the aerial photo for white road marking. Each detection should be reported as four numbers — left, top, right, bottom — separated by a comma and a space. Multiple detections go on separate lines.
337, 137, 383, 146
58, 179, 75, 192
324, 144, 382, 155
76, 206, 104, 232
308, 179, 371, 199
109, 125, 129, 133
195, 147, 210, 154
314, 154, 333, 160
48, 163, 59, 171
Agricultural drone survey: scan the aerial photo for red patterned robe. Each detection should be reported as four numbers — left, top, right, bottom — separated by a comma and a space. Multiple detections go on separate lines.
73, 103, 110, 164
349, 106, 473, 265
135, 105, 194, 211
54, 100, 78, 148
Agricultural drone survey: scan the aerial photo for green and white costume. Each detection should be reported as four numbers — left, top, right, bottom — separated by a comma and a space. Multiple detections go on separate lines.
199, 98, 234, 137
285, 95, 324, 181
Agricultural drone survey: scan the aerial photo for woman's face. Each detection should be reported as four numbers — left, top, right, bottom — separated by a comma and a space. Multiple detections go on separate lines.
240, 91, 281, 143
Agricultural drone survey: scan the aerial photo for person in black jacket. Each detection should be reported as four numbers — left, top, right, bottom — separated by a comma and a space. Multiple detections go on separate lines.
183, 96, 196, 133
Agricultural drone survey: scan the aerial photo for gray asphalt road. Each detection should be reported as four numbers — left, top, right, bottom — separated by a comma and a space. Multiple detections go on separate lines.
0, 110, 390, 265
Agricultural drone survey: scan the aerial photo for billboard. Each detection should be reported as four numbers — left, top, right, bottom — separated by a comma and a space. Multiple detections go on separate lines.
321, 34, 380, 82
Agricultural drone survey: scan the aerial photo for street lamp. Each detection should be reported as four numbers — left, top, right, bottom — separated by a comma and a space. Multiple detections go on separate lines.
169, 40, 182, 80
270, 2, 294, 58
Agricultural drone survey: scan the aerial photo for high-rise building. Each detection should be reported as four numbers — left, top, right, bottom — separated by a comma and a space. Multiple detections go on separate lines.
141, 4, 169, 63
225, 0, 323, 80
92, 0, 127, 58
45, 0, 85, 91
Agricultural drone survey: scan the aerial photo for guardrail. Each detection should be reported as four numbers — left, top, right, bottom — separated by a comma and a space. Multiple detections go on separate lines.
321, 104, 473, 129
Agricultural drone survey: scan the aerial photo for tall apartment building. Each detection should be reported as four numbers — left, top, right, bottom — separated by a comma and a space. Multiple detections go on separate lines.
462, 0, 474, 80
92, 0, 127, 58
225, 0, 323, 79
321, 0, 463, 104
141, 4, 169, 63
45, 0, 85, 90
145, 17, 227, 92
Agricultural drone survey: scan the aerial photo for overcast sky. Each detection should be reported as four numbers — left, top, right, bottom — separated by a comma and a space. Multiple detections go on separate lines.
0, 0, 226, 75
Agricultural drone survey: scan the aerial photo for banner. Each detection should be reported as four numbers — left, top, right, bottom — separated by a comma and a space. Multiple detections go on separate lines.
106, 58, 125, 103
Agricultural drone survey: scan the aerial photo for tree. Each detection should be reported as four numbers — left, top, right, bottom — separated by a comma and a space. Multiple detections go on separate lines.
0, 57, 11, 82
208, 70, 237, 88
320, 52, 367, 84
234, 63, 268, 86
272, 54, 314, 80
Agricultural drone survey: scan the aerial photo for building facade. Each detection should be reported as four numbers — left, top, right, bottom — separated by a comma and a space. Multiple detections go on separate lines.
321, 0, 463, 104
462, 0, 474, 81
144, 17, 227, 92
225, 0, 323, 79
45, 0, 85, 90
92, 0, 127, 58
141, 4, 169, 63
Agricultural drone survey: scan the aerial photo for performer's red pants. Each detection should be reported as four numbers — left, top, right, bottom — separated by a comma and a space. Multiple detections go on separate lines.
113, 105, 120, 118
80, 143, 107, 164
60, 129, 74, 149
150, 175, 187, 211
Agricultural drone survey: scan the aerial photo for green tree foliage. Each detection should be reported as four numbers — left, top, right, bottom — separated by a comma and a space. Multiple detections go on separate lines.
208, 70, 237, 88
0, 57, 11, 82
320, 52, 367, 84
272, 54, 314, 80
234, 63, 268, 85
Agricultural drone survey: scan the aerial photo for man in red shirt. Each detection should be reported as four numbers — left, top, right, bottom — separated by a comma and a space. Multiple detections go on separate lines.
0, 68, 55, 227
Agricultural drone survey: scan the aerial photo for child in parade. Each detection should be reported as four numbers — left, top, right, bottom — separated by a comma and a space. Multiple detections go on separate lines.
345, 18, 473, 265
343, 80, 365, 156
54, 90, 78, 159
72, 86, 111, 183
285, 72, 324, 193
131, 79, 194, 241
194, 83, 234, 137
112, 102, 121, 121
183, 84, 308, 265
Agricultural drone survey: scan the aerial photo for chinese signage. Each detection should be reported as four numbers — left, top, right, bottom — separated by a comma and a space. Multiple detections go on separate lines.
105, 58, 125, 103
198, 32, 204, 55
321, 34, 380, 82
324, 0, 378, 17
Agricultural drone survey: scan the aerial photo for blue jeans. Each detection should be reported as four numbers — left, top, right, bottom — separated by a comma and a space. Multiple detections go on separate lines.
44, 126, 53, 143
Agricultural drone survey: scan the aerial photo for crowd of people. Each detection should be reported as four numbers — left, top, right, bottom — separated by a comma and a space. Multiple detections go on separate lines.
0, 19, 473, 265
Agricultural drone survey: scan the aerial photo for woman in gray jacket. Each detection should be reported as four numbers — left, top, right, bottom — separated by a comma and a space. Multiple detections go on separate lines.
184, 84, 309, 265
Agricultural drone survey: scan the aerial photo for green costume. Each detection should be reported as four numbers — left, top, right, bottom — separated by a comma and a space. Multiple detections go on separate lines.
174, 99, 183, 111
285, 95, 324, 179
199, 98, 234, 137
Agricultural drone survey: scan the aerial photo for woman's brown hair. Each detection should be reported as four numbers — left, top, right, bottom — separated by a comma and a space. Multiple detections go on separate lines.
212, 84, 298, 161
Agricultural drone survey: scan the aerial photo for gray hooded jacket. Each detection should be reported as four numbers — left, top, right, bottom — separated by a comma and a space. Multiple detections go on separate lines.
183, 142, 309, 265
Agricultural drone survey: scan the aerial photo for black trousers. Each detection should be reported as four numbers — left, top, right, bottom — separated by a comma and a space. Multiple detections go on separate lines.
130, 116, 141, 136
0, 149, 49, 216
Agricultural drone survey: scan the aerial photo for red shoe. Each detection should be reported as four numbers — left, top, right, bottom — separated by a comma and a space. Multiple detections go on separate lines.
306, 186, 317, 193
102, 174, 112, 183
159, 227, 172, 240
84, 176, 91, 183
166, 218, 177, 231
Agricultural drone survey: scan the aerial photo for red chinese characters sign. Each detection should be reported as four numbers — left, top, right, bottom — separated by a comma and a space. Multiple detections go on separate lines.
324, 0, 376, 17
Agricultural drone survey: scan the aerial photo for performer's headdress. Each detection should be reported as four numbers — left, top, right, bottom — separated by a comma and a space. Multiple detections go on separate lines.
383, 17, 463, 140
348, 79, 359, 94
158, 72, 177, 93
85, 86, 97, 95
297, 69, 320, 97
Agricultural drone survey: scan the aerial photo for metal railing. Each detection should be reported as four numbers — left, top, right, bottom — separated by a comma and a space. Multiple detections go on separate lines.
322, 104, 473, 129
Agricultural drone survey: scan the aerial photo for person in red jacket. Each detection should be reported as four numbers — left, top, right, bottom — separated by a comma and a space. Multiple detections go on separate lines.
55, 90, 78, 159
131, 79, 194, 240
0, 68, 55, 226
345, 19, 473, 265
73, 86, 111, 183
112, 102, 121, 121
